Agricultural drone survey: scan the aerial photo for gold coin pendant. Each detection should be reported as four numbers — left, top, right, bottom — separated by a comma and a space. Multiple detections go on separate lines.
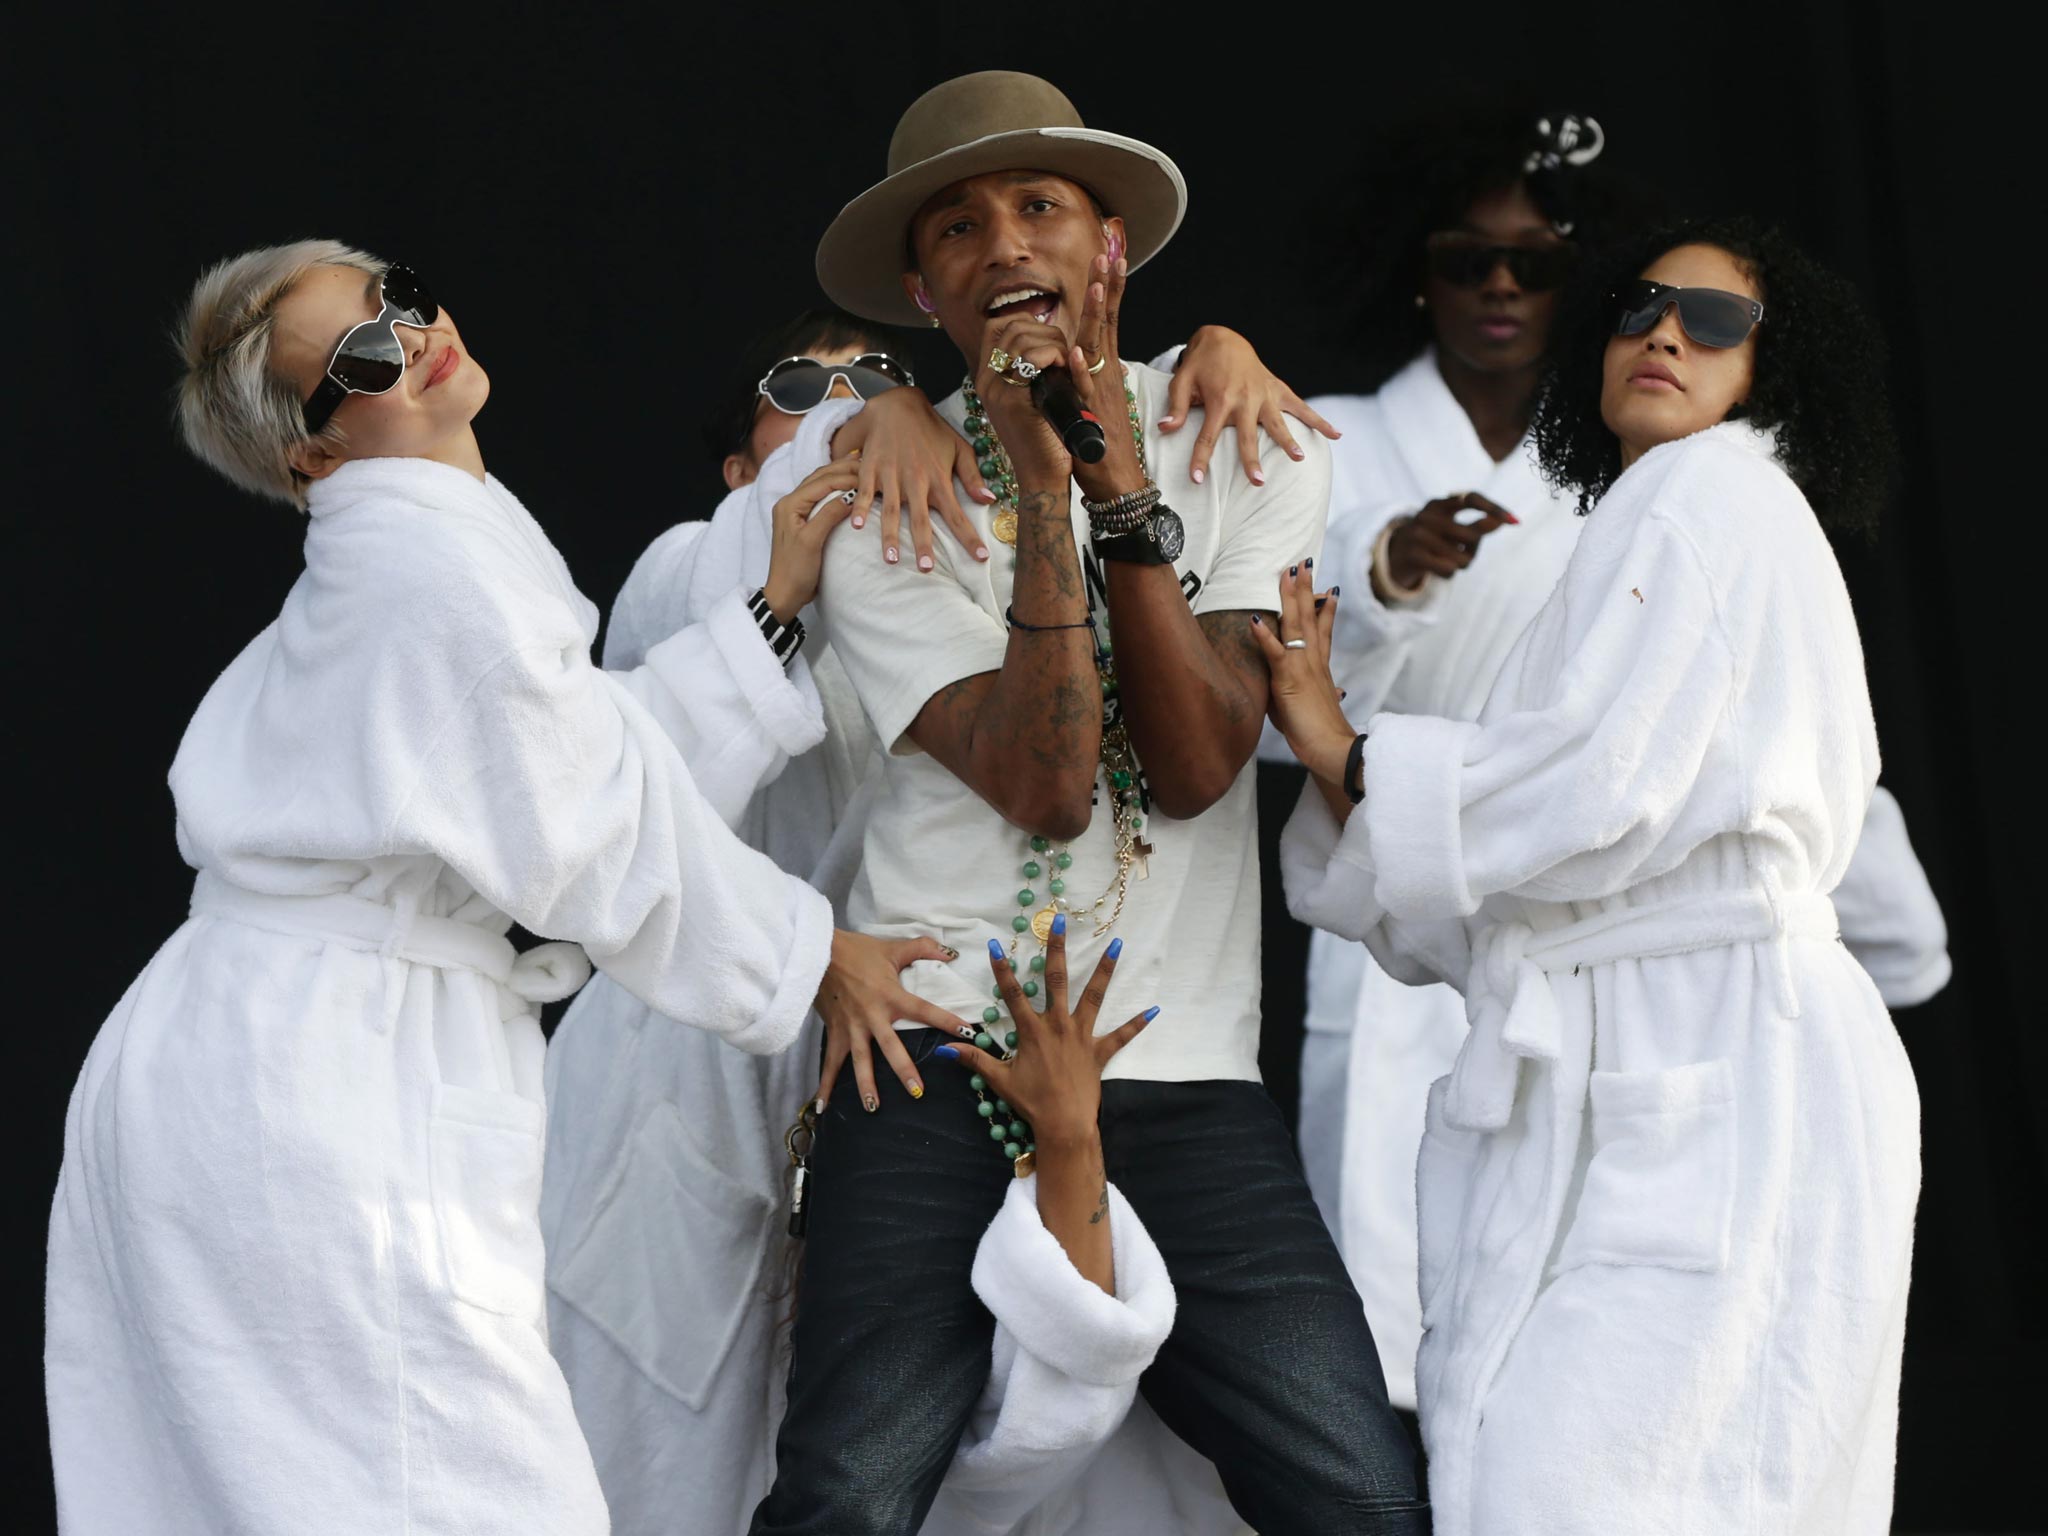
992, 508, 1019, 546
1030, 906, 1057, 943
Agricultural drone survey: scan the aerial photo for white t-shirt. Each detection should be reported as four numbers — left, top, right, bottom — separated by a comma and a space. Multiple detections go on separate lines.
816, 362, 1328, 1082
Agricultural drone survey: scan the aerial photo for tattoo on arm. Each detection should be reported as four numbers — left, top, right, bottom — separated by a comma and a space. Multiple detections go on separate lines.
1194, 608, 1271, 726
1088, 1180, 1109, 1224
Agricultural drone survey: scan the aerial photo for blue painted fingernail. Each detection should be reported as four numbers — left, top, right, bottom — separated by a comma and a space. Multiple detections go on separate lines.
1144, 1006, 1161, 1021
1106, 937, 1123, 960
1052, 912, 1066, 936
934, 1043, 960, 1061
988, 938, 1005, 960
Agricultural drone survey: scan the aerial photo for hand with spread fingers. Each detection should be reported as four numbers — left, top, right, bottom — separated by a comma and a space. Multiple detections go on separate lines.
1381, 491, 1518, 595
1159, 325, 1342, 487
1065, 251, 1146, 503
758, 454, 864, 622
935, 915, 1156, 1293
1249, 560, 1358, 805
814, 931, 977, 1115
830, 388, 998, 572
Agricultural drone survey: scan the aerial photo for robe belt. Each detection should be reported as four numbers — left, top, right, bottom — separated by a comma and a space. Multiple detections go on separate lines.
1445, 884, 1839, 1132
190, 872, 591, 1017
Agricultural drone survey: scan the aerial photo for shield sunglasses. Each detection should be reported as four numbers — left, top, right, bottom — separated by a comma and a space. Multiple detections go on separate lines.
1615, 279, 1764, 349
1424, 232, 1578, 292
300, 264, 439, 436
757, 353, 914, 416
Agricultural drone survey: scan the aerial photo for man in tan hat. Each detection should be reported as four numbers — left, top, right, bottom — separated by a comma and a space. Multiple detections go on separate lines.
754, 73, 1430, 1535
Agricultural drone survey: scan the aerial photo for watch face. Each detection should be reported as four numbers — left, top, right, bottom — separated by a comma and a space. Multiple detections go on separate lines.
1151, 507, 1186, 562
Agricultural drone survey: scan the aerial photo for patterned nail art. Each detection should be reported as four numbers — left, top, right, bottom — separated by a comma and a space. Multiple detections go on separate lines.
863, 1094, 879, 1113
908, 1082, 924, 1100
940, 945, 960, 961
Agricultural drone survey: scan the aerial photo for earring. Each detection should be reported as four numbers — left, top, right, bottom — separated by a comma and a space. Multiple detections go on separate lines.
914, 283, 942, 327
929, 311, 942, 329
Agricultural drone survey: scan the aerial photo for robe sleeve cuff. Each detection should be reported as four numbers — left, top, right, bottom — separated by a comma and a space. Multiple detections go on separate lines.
1363, 711, 1483, 920
701, 586, 828, 758
971, 1174, 1175, 1388
719, 875, 834, 1056
1279, 777, 1383, 941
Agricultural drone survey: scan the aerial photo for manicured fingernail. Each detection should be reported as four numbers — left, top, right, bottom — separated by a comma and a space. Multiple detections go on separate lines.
1289, 564, 1299, 576
1339, 689, 1348, 699
1250, 614, 1262, 626
884, 546, 899, 563
852, 515, 865, 528
1051, 912, 1066, 936
1116, 258, 1127, 277
813, 1097, 828, 1113
1506, 513, 1520, 524
1160, 415, 1177, 428
918, 554, 934, 571
1290, 446, 1305, 459
863, 1094, 879, 1113
1314, 597, 1326, 610
1251, 469, 1266, 485
976, 545, 990, 560
940, 945, 960, 960
1106, 937, 1123, 960
1305, 557, 1313, 568
934, 1044, 960, 1061
1191, 467, 1205, 484
908, 1081, 924, 1099
1143, 1006, 1161, 1021
1331, 584, 1341, 597
977, 488, 998, 503
988, 939, 1005, 960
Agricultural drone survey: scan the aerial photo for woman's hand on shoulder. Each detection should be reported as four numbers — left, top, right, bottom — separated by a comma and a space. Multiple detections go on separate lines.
1158, 325, 1340, 487
829, 386, 995, 572
759, 454, 863, 622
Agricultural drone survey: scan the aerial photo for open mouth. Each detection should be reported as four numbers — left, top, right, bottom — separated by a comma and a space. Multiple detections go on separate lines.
983, 286, 1061, 325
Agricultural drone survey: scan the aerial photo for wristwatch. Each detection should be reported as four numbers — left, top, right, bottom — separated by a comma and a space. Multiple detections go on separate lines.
1092, 501, 1186, 565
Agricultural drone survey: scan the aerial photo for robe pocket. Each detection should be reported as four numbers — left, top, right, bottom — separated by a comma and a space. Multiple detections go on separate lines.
1555, 1058, 1738, 1276
429, 1083, 548, 1320
1416, 1079, 1485, 1328
547, 1100, 775, 1411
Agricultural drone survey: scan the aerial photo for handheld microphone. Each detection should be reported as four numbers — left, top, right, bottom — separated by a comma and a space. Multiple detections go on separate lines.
1029, 368, 1107, 464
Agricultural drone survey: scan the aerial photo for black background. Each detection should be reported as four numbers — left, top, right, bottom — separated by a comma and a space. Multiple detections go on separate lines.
14, 4, 2037, 1529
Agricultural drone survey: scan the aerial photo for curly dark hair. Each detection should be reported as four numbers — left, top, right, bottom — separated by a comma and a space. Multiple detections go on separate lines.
1530, 217, 1895, 535
1337, 94, 1646, 392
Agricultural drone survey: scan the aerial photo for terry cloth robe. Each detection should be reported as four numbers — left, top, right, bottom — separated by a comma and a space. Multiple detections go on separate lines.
540, 398, 881, 1536
1297, 353, 1950, 1412
45, 456, 831, 1536
1281, 422, 1921, 1536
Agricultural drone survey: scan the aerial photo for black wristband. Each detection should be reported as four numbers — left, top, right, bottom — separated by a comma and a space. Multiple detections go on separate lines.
1344, 732, 1369, 804
1005, 605, 1096, 633
1091, 530, 1175, 566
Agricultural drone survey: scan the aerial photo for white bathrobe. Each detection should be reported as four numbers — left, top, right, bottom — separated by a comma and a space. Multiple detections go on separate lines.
1299, 353, 1948, 1413
1282, 423, 1920, 1536
45, 457, 832, 1536
540, 401, 1223, 1536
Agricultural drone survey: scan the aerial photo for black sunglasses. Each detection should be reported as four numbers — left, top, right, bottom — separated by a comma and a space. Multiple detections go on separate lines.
757, 353, 914, 415
1424, 232, 1577, 292
1615, 279, 1764, 349
301, 264, 439, 437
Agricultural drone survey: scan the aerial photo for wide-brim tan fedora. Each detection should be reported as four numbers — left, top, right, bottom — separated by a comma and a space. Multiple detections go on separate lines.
816, 71, 1187, 326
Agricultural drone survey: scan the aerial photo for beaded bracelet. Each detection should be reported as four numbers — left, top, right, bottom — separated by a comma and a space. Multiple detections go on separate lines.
1006, 605, 1097, 633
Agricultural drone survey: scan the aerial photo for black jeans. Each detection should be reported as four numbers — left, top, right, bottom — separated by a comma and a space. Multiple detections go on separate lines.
751, 1031, 1429, 1536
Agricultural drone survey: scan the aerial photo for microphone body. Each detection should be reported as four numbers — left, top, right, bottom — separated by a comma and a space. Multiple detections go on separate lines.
1029, 368, 1107, 463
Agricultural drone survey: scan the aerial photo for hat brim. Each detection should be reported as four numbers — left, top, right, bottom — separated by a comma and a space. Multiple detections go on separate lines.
816, 126, 1188, 326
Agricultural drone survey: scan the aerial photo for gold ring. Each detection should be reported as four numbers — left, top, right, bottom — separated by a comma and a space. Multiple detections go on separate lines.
987, 346, 1012, 374
996, 373, 1032, 387
1087, 354, 1108, 375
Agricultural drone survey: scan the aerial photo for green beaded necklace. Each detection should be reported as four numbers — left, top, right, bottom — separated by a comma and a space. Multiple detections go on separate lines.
958, 371, 1157, 1174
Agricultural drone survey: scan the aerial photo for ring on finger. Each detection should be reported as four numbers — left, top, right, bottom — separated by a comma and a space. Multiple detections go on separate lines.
1283, 638, 1309, 650
1010, 357, 1042, 382
1086, 354, 1108, 375
988, 346, 1012, 374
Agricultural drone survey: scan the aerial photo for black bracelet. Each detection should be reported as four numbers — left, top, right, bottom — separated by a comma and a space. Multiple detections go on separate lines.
1005, 605, 1096, 633
1344, 731, 1369, 804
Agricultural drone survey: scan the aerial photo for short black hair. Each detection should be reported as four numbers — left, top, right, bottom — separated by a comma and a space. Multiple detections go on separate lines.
1530, 216, 1896, 536
706, 306, 890, 469
1337, 95, 1646, 393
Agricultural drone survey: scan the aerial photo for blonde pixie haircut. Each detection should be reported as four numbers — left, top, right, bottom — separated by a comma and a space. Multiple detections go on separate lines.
175, 240, 386, 508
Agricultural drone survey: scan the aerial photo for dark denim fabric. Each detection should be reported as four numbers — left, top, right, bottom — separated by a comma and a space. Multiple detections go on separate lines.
748, 1031, 1430, 1536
